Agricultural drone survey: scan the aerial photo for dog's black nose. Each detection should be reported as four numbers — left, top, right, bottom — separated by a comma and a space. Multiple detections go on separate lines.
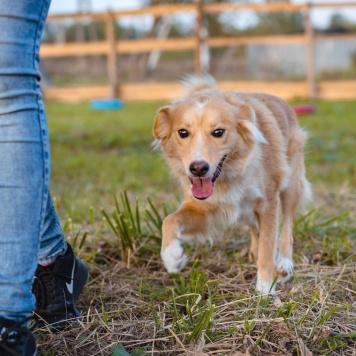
189, 161, 209, 177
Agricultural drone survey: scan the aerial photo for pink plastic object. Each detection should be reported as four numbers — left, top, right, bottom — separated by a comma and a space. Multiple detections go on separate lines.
292, 104, 315, 116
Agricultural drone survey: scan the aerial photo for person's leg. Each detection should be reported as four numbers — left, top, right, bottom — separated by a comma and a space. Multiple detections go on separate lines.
0, 0, 53, 322
0, 1, 54, 354
33, 195, 88, 329
0, 0, 88, 336
38, 194, 67, 266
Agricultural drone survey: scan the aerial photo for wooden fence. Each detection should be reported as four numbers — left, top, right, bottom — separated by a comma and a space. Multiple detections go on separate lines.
41, 1, 356, 102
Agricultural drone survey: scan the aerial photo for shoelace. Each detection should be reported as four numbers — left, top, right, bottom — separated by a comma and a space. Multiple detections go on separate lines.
0, 316, 32, 356
32, 268, 62, 310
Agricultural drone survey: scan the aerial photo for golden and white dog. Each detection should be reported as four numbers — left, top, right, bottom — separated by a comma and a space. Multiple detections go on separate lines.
153, 76, 311, 294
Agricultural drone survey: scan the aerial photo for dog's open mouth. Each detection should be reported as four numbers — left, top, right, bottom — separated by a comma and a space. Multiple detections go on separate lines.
189, 155, 226, 200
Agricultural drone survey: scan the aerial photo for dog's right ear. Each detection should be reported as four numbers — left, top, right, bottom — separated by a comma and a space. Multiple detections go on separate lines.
153, 106, 172, 140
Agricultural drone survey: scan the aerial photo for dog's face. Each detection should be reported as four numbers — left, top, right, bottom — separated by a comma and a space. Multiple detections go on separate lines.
153, 94, 267, 200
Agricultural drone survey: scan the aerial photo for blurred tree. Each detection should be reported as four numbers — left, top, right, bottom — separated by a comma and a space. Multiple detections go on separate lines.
139, 0, 303, 37
328, 13, 354, 33
330, 13, 349, 30
140, 0, 237, 37
245, 11, 304, 35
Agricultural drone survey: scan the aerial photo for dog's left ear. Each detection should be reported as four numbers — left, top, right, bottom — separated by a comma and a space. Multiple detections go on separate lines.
153, 106, 172, 140
237, 105, 268, 144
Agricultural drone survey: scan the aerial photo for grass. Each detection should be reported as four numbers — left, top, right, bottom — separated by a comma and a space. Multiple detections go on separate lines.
298, 101, 356, 186
36, 100, 356, 355
47, 101, 171, 220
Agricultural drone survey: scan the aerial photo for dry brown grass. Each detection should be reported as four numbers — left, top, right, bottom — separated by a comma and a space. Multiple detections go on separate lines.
36, 190, 356, 356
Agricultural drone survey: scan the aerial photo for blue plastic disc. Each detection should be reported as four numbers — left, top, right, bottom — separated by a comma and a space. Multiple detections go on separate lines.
90, 99, 124, 110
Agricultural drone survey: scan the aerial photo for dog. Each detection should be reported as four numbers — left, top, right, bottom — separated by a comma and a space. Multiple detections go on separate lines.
152, 76, 311, 294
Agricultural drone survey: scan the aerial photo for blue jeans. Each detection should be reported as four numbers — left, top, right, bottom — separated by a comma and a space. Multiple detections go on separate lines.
0, 0, 67, 321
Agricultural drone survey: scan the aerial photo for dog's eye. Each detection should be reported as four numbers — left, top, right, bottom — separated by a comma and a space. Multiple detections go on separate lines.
212, 129, 225, 138
178, 129, 189, 138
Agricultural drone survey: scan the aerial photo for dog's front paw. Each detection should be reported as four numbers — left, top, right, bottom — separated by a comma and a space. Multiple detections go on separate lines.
256, 273, 276, 295
275, 257, 294, 284
161, 240, 187, 273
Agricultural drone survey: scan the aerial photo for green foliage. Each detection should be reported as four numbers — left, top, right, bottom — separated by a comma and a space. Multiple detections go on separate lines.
294, 209, 356, 265
44, 20, 125, 43
242, 12, 304, 36
112, 345, 130, 356
329, 13, 356, 32
112, 345, 145, 356
152, 266, 220, 343
102, 190, 170, 265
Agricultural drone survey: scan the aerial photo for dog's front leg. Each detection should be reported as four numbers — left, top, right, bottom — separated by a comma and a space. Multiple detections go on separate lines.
161, 212, 187, 273
256, 194, 279, 294
161, 203, 211, 273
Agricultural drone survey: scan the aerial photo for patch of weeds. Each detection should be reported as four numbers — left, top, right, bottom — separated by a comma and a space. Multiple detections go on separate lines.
167, 268, 219, 343
102, 190, 171, 266
140, 265, 223, 344
294, 209, 356, 265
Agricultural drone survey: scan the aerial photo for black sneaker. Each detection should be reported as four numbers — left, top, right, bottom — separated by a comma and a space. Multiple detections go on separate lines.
32, 244, 88, 330
0, 317, 36, 356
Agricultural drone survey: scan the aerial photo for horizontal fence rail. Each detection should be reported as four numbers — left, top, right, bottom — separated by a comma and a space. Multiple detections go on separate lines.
41, 1, 356, 102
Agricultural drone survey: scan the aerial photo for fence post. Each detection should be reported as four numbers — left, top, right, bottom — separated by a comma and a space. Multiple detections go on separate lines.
194, 0, 204, 75
106, 11, 118, 98
305, 3, 316, 99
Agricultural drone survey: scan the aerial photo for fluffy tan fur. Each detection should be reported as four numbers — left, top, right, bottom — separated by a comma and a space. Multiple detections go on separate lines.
153, 77, 311, 294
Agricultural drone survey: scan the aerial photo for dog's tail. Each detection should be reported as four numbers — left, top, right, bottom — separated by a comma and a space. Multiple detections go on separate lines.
291, 128, 313, 213
179, 73, 217, 97
281, 127, 312, 216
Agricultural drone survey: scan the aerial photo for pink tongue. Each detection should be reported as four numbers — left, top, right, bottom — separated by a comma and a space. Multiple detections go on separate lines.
191, 177, 214, 199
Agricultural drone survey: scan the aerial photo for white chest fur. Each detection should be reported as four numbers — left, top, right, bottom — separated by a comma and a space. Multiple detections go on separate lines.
211, 182, 263, 228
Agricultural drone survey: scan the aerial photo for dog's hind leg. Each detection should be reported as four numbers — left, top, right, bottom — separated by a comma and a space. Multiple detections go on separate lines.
277, 152, 311, 284
276, 188, 295, 284
255, 193, 279, 294
249, 225, 259, 262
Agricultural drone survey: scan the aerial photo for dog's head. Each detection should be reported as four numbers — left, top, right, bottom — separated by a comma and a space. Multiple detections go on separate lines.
153, 92, 267, 200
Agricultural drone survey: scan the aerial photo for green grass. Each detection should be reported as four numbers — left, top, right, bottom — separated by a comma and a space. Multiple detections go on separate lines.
297, 101, 356, 186
47, 100, 355, 219
47, 101, 171, 220
38, 100, 356, 355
